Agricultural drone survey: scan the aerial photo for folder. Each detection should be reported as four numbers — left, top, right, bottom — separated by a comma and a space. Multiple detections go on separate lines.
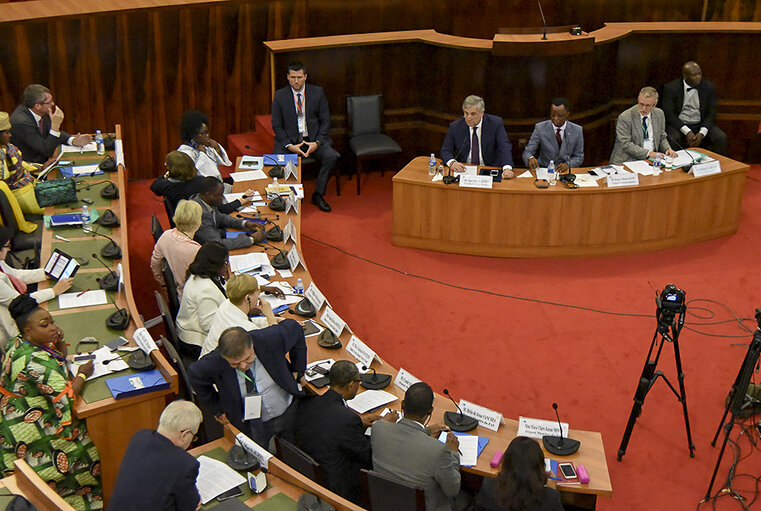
263, 154, 298, 166
105, 369, 169, 399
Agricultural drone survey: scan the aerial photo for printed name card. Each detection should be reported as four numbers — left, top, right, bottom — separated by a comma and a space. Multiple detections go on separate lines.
286, 246, 304, 271
606, 172, 640, 188
304, 282, 326, 311
346, 336, 378, 368
516, 416, 569, 439
691, 160, 721, 178
284, 192, 299, 215
235, 433, 273, 470
459, 174, 493, 189
320, 307, 347, 338
459, 399, 503, 432
284, 219, 297, 245
284, 160, 298, 181
133, 327, 158, 354
393, 368, 422, 392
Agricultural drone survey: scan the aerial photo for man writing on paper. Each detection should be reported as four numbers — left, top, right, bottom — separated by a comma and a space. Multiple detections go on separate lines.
10, 84, 92, 164
440, 95, 514, 179
295, 361, 399, 504
191, 177, 264, 250
371, 382, 461, 511
189, 324, 306, 451
610, 86, 678, 165
523, 97, 584, 172
108, 400, 203, 511
661, 61, 727, 155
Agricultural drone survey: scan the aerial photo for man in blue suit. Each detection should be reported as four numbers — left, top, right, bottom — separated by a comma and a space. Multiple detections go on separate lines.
440, 95, 514, 178
522, 97, 584, 172
271, 61, 340, 212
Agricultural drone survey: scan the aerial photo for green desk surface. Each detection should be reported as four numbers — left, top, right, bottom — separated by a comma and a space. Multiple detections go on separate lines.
50, 238, 120, 269
45, 209, 115, 237
46, 271, 116, 312
251, 493, 297, 511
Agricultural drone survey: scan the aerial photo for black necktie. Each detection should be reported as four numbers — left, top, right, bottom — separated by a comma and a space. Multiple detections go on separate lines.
245, 368, 256, 394
470, 127, 480, 166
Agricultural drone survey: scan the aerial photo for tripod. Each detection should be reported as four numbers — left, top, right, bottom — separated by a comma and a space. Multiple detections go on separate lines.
703, 310, 761, 502
618, 287, 695, 461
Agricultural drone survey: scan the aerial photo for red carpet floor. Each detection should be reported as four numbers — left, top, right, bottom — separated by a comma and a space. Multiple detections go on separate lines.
128, 165, 761, 510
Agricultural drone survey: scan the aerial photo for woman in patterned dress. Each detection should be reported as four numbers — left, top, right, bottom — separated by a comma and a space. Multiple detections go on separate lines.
0, 294, 102, 510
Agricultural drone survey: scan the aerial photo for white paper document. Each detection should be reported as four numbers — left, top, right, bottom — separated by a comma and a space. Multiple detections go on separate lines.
347, 389, 398, 414
623, 160, 656, 175
517, 170, 534, 178
61, 142, 97, 153
573, 174, 599, 187
58, 290, 108, 309
231, 170, 268, 182
438, 432, 479, 466
224, 191, 263, 203
69, 345, 129, 380
196, 455, 247, 504
229, 253, 270, 274
71, 164, 101, 176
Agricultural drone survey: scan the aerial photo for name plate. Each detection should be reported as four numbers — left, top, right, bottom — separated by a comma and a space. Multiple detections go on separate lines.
346, 335, 378, 368
284, 219, 297, 245
459, 399, 503, 432
691, 159, 721, 177
304, 282, 326, 311
284, 160, 298, 180
516, 416, 569, 439
286, 246, 304, 271
320, 307, 347, 338
133, 327, 158, 354
606, 172, 639, 188
284, 192, 299, 214
235, 433, 273, 470
459, 174, 493, 189
393, 367, 422, 392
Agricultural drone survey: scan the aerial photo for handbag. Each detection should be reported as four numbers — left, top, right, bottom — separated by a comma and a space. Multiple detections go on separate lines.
34, 178, 77, 207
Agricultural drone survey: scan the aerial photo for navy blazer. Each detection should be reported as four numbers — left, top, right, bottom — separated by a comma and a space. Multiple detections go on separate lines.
108, 430, 200, 511
9, 104, 71, 164
440, 114, 513, 167
271, 83, 333, 152
188, 319, 307, 432
661, 78, 718, 134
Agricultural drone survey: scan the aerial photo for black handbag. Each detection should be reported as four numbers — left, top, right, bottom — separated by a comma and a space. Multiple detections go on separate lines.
34, 178, 77, 207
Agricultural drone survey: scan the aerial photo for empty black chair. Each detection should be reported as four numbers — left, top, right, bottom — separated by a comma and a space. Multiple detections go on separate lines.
161, 262, 180, 320
151, 214, 164, 243
274, 436, 324, 485
157, 335, 194, 401
163, 196, 176, 228
346, 94, 402, 194
361, 469, 425, 511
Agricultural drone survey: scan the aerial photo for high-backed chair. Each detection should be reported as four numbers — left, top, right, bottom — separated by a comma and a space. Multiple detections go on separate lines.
163, 196, 176, 228
273, 436, 324, 485
346, 94, 402, 194
161, 262, 180, 320
151, 214, 164, 243
360, 469, 426, 511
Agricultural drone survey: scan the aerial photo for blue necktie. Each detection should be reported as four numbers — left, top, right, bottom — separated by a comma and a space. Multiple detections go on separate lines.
642, 116, 649, 139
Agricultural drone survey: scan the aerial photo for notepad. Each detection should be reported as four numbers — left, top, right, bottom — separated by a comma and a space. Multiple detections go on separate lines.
347, 389, 398, 414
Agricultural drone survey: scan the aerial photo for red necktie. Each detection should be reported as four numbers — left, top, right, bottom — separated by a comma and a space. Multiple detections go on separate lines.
38, 119, 45, 135
556, 128, 562, 147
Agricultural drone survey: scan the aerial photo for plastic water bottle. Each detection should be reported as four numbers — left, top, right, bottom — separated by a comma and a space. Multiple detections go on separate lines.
81, 205, 92, 233
294, 278, 304, 294
547, 160, 556, 185
95, 130, 105, 155
428, 153, 436, 176
653, 153, 662, 172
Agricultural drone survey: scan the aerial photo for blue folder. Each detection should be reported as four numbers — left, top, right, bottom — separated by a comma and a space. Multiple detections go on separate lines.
105, 368, 169, 399
263, 154, 298, 166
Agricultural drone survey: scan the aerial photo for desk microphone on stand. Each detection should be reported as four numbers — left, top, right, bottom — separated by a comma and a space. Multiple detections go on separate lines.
258, 243, 290, 270
360, 365, 391, 390
83, 228, 122, 259
91, 253, 119, 292
443, 388, 478, 432
542, 403, 581, 456
443, 135, 469, 185
666, 134, 697, 173
96, 277, 130, 330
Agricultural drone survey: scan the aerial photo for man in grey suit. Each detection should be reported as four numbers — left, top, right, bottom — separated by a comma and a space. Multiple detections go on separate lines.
191, 177, 264, 250
371, 382, 461, 511
610, 86, 678, 165
522, 97, 584, 173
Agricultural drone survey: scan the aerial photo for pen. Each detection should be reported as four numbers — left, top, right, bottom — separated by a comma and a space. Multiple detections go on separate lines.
77, 289, 90, 297
55, 235, 71, 242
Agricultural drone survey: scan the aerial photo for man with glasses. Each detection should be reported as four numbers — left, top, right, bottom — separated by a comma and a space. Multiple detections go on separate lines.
610, 86, 678, 164
10, 84, 92, 164
189, 324, 306, 451
109, 400, 203, 511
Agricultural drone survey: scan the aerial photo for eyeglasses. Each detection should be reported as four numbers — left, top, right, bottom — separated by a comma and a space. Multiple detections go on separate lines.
181, 429, 199, 443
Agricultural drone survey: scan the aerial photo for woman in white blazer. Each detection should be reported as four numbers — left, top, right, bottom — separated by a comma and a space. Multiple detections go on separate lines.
175, 241, 228, 359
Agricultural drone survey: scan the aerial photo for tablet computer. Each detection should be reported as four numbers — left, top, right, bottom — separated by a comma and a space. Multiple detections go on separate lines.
43, 249, 80, 280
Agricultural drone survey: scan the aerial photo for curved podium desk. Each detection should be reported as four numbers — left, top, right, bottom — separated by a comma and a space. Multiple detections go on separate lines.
392, 151, 748, 258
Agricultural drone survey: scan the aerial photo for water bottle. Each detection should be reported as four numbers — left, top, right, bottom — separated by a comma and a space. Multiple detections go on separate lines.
95, 130, 105, 155
271, 176, 279, 194
428, 153, 436, 176
547, 160, 556, 185
81, 205, 92, 233
294, 278, 304, 294
653, 153, 662, 172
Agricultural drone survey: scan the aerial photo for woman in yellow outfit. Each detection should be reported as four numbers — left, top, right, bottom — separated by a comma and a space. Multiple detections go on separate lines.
0, 111, 44, 219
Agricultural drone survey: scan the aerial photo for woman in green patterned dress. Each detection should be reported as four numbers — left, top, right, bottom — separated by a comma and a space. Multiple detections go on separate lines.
0, 294, 102, 510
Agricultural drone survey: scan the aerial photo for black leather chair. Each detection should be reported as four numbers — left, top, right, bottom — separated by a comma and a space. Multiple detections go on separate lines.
361, 469, 426, 511
346, 94, 402, 194
161, 262, 180, 320
151, 214, 163, 243
274, 436, 324, 485
154, 290, 189, 363
163, 196, 176, 228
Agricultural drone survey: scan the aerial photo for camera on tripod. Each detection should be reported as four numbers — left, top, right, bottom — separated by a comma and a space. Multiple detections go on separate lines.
659, 284, 686, 311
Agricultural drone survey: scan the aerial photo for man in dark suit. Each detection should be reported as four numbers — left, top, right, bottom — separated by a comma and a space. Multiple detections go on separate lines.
440, 95, 514, 179
371, 382, 461, 511
9, 84, 91, 164
191, 177, 264, 250
522, 97, 584, 171
294, 361, 399, 504
108, 400, 202, 511
661, 61, 727, 155
189, 323, 306, 450
271, 61, 340, 212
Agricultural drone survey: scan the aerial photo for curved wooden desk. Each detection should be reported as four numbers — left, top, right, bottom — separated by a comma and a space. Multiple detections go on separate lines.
392, 151, 748, 258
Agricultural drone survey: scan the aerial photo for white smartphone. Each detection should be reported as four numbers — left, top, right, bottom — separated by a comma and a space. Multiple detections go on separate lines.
559, 462, 577, 480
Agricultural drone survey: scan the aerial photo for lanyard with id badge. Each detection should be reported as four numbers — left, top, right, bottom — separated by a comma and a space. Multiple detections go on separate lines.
240, 369, 262, 420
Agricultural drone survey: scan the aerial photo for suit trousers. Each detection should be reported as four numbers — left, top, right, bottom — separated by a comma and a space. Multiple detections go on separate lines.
667, 123, 727, 155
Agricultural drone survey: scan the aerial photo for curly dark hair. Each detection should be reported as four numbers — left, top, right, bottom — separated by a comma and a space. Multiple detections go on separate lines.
9, 294, 40, 333
179, 110, 210, 144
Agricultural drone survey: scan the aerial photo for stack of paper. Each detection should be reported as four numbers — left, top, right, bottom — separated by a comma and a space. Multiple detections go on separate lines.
196, 456, 247, 504
347, 389, 398, 414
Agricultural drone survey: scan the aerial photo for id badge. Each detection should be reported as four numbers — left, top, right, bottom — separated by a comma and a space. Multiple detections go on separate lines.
244, 394, 262, 420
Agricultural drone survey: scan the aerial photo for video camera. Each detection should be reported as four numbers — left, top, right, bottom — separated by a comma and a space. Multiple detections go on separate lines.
659, 284, 686, 312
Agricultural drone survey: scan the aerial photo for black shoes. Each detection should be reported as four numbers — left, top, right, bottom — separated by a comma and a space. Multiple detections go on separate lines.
312, 193, 331, 212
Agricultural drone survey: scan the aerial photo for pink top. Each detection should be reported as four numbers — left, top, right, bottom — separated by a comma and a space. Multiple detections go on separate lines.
150, 228, 201, 300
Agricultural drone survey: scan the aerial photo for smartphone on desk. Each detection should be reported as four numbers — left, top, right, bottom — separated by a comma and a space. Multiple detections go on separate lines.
558, 462, 577, 480
216, 485, 244, 501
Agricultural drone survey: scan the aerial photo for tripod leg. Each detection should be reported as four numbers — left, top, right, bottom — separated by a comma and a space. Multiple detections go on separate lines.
671, 336, 695, 457
711, 399, 732, 447
617, 361, 657, 461
704, 419, 736, 500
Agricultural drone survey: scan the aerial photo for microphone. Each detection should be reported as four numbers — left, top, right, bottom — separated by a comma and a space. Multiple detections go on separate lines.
444, 134, 470, 185
95, 277, 130, 330
83, 228, 122, 259
360, 365, 391, 390
665, 133, 696, 173
542, 403, 581, 456
264, 220, 284, 242
90, 252, 119, 292
258, 243, 290, 270
537, 0, 548, 40
227, 435, 260, 471
442, 388, 478, 432
262, 153, 285, 179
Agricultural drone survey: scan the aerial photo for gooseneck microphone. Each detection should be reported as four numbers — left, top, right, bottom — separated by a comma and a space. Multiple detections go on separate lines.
83, 228, 122, 259
537, 0, 548, 40
91, 252, 119, 291
542, 403, 581, 456
262, 153, 285, 179
360, 365, 392, 390
257, 243, 290, 270
443, 388, 478, 432
95, 277, 130, 330
444, 134, 470, 185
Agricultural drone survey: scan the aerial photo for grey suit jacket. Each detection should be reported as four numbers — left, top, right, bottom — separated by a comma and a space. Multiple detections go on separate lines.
190, 195, 252, 250
609, 104, 671, 164
522, 119, 584, 168
371, 419, 460, 511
